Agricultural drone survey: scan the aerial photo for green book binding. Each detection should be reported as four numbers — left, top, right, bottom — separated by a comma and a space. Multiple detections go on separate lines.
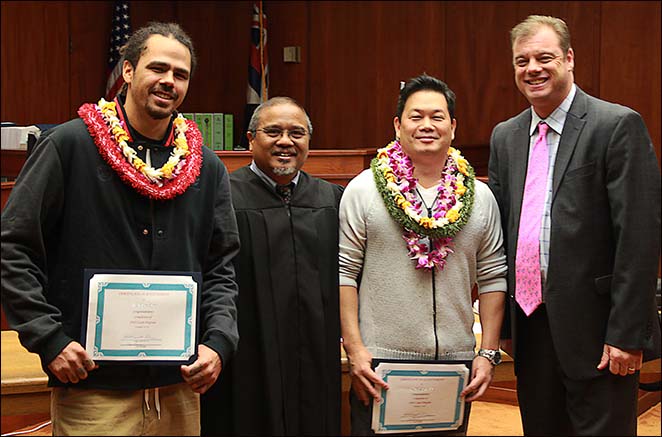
212, 113, 224, 151
194, 113, 213, 148
223, 114, 234, 151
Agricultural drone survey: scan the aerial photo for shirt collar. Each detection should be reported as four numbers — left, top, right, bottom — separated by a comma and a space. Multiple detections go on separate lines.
114, 94, 176, 147
529, 83, 577, 136
249, 160, 300, 189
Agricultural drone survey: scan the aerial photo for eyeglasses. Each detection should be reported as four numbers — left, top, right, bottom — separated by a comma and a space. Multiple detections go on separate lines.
256, 127, 308, 140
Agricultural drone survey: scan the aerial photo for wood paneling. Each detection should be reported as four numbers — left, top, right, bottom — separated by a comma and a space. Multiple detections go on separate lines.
1, 1, 70, 124
600, 1, 661, 165
130, 0, 176, 27
265, 1, 309, 106
0, 150, 26, 179
69, 1, 114, 114
177, 1, 250, 130
177, 1, 248, 147
217, 148, 376, 187
308, 1, 447, 150
1, 1, 659, 164
308, 1, 383, 149
445, 2, 520, 148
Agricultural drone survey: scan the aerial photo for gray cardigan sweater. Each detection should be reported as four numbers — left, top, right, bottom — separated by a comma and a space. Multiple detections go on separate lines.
339, 169, 507, 361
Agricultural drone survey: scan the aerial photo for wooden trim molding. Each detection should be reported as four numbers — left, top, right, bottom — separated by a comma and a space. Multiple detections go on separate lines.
0, 150, 27, 180
1, 148, 378, 186
216, 148, 377, 186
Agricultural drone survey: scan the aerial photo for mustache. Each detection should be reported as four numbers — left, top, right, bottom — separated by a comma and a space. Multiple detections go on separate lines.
151, 85, 177, 100
271, 148, 297, 155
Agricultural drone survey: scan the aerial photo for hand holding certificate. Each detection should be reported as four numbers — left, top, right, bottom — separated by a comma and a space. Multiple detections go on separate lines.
371, 362, 469, 434
82, 271, 200, 364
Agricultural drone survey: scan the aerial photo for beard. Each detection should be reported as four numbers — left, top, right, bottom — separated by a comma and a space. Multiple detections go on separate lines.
272, 166, 297, 176
145, 103, 173, 120
145, 86, 179, 120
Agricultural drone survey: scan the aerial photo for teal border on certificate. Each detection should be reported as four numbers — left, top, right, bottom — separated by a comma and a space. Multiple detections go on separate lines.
93, 282, 194, 358
377, 369, 466, 432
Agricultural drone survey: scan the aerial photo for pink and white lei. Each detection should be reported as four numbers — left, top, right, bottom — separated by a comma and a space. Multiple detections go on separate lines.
371, 141, 475, 271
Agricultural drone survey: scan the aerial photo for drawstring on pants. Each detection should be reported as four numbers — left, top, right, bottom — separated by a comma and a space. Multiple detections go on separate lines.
143, 388, 161, 420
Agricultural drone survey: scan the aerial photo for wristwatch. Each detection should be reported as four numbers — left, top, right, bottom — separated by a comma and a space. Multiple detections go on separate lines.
477, 348, 502, 366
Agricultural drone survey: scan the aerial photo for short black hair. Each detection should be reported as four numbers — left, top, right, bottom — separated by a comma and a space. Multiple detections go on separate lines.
396, 74, 456, 120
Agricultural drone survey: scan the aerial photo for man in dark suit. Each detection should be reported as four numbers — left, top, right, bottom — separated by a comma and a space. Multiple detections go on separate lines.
488, 15, 661, 436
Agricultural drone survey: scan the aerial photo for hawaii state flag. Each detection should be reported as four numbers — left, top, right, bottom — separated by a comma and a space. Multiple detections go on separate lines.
241, 1, 268, 148
105, 1, 131, 100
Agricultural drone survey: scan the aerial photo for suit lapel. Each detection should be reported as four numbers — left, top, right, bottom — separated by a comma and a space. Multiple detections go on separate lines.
511, 111, 532, 226
552, 89, 588, 201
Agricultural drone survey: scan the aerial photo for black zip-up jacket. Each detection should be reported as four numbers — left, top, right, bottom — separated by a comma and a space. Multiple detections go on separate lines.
1, 110, 240, 389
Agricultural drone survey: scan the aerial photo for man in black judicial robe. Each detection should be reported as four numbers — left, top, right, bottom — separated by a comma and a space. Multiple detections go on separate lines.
201, 97, 343, 436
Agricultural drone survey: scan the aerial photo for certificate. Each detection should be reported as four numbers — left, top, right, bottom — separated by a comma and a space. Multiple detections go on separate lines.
371, 361, 469, 434
82, 271, 200, 364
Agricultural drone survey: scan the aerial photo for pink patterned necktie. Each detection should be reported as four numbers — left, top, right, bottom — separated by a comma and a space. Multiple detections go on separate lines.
515, 122, 549, 316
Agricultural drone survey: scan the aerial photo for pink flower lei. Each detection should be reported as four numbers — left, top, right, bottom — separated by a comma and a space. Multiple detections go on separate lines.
371, 141, 475, 271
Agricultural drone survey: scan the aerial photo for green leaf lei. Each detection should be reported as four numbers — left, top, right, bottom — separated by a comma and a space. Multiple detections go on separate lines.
370, 142, 476, 240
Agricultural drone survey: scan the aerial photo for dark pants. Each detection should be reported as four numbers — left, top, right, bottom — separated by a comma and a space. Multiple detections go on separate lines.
349, 386, 472, 436
515, 305, 640, 436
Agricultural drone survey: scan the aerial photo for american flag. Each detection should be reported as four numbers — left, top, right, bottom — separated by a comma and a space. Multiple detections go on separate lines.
105, 1, 131, 100
241, 1, 268, 148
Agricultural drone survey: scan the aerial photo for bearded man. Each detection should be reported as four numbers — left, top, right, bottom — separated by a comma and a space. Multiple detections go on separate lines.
1, 22, 239, 436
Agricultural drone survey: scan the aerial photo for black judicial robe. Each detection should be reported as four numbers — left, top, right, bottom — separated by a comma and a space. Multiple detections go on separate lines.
201, 166, 343, 436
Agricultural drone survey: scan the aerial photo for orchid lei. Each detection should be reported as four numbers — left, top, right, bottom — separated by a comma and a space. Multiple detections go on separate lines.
371, 140, 475, 271
78, 98, 203, 200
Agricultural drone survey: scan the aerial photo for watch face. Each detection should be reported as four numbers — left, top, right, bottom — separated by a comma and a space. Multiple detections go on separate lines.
480, 349, 501, 365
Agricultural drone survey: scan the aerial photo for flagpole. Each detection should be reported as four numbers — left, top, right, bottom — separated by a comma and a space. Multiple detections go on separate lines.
258, 1, 267, 102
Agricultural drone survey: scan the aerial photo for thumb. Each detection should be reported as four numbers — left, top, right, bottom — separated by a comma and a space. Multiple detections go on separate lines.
596, 345, 610, 370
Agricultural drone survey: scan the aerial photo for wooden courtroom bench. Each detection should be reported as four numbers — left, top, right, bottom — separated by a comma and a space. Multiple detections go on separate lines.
1, 331, 50, 417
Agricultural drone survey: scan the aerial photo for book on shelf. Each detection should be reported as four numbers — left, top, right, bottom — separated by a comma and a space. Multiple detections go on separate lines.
212, 113, 224, 151
224, 114, 234, 151
194, 113, 214, 149
182, 113, 237, 151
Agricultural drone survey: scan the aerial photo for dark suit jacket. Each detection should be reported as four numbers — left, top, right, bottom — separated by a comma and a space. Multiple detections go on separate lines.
488, 86, 661, 379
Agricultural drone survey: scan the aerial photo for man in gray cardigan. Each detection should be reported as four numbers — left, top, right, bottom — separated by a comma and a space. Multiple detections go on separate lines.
339, 74, 507, 435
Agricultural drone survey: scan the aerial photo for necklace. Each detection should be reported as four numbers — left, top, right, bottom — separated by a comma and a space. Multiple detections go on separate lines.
371, 140, 475, 270
78, 98, 203, 200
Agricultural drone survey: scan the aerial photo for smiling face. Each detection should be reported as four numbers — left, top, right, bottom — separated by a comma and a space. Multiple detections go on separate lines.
248, 102, 310, 185
394, 90, 457, 163
512, 25, 574, 118
123, 34, 191, 123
